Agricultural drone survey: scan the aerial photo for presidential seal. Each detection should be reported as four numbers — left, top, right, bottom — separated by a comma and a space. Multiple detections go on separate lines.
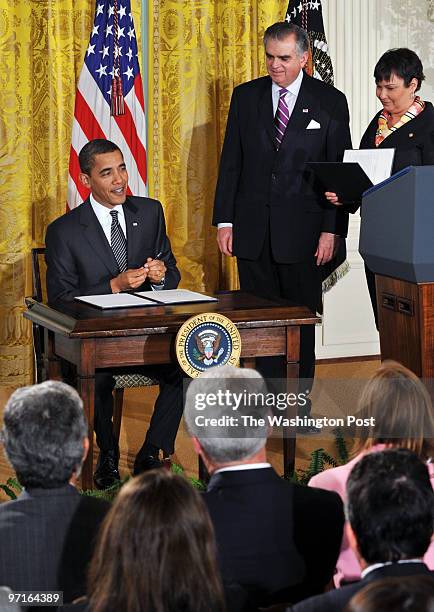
176, 313, 242, 378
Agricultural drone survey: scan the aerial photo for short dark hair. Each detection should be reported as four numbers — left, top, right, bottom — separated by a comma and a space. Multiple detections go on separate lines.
263, 22, 309, 56
345, 575, 434, 612
78, 139, 122, 175
1, 381, 87, 488
374, 48, 425, 91
346, 449, 434, 565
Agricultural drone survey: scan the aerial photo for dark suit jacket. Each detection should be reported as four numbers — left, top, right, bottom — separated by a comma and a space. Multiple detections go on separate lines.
0, 485, 109, 607
291, 561, 434, 612
213, 73, 351, 263
45, 195, 180, 303
204, 467, 345, 607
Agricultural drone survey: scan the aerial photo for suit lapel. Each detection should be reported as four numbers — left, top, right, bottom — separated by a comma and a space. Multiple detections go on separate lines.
279, 74, 318, 150
258, 78, 277, 148
123, 197, 141, 268
79, 199, 119, 277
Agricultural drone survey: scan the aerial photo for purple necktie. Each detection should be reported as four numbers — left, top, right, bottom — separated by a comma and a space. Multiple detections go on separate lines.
275, 87, 289, 149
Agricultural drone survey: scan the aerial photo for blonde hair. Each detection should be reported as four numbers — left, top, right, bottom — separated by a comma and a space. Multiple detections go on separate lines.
352, 361, 434, 459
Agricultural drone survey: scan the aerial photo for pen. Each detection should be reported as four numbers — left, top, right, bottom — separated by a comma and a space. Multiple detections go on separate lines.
155, 251, 163, 260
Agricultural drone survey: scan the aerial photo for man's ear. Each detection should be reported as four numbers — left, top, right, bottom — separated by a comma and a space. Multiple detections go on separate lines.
79, 172, 91, 189
82, 436, 90, 462
300, 51, 309, 69
191, 436, 203, 456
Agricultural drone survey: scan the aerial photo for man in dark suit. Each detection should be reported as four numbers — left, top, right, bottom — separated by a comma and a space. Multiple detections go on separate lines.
184, 365, 345, 608
45, 138, 183, 487
292, 448, 434, 611
213, 22, 351, 426
0, 381, 110, 606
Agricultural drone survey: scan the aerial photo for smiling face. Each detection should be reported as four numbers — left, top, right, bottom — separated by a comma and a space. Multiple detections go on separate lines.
265, 34, 308, 88
79, 149, 128, 208
376, 72, 418, 117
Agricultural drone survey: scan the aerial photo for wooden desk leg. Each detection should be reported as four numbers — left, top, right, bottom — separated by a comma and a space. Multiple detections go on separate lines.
76, 339, 96, 490
284, 326, 300, 479
241, 358, 256, 369
46, 330, 62, 380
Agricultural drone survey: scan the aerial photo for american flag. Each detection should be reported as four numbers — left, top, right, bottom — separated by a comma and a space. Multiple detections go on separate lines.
285, 0, 334, 85
67, 0, 147, 209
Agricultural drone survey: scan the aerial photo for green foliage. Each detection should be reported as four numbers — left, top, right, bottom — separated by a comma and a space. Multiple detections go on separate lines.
171, 462, 207, 491
287, 429, 350, 486
0, 477, 22, 500
79, 476, 129, 502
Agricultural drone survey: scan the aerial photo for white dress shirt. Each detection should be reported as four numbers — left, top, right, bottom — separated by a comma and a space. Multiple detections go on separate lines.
90, 193, 126, 243
218, 70, 304, 228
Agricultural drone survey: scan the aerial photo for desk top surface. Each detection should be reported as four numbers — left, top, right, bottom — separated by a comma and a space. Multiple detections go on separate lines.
24, 291, 320, 338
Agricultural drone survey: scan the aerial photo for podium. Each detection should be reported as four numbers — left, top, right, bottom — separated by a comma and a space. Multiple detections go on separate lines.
359, 166, 434, 378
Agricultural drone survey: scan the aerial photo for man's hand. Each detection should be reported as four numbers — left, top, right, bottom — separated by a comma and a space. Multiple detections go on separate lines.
144, 257, 167, 284
315, 232, 337, 265
110, 268, 148, 293
217, 227, 233, 256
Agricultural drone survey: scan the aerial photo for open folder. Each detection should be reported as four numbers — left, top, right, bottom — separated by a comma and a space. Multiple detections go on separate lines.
308, 148, 395, 203
75, 289, 217, 309
307, 161, 373, 203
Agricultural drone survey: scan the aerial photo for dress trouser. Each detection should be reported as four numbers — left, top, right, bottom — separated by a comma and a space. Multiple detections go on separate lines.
364, 263, 379, 330
237, 223, 321, 417
94, 364, 184, 456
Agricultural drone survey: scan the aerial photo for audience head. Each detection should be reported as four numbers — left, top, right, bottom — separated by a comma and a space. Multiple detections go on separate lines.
1, 381, 88, 488
88, 470, 225, 612
346, 448, 434, 566
184, 365, 270, 469
344, 575, 434, 612
78, 139, 122, 175
352, 360, 434, 459
374, 48, 425, 91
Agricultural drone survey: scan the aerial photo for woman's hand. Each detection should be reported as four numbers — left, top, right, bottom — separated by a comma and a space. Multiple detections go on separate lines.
325, 191, 343, 206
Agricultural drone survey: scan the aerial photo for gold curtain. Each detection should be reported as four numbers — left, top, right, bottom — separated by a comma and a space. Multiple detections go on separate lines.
0, 1, 141, 386
148, 0, 288, 293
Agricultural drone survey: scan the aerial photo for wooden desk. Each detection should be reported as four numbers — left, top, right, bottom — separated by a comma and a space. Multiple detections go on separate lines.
24, 291, 320, 489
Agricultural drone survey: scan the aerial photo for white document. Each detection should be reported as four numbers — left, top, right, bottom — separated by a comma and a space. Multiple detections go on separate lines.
75, 293, 156, 309
343, 148, 395, 185
134, 289, 218, 305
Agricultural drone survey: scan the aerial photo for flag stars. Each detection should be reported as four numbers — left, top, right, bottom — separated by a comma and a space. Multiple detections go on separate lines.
114, 46, 123, 58
105, 24, 113, 36
96, 63, 108, 78
311, 0, 320, 9
91, 24, 99, 37
100, 45, 109, 59
118, 26, 125, 39
297, 2, 303, 12
86, 43, 95, 56
124, 66, 134, 80
109, 67, 120, 78
292, 8, 297, 17
96, 3, 104, 16
118, 5, 127, 19
108, 5, 115, 17
126, 47, 133, 61
127, 27, 136, 40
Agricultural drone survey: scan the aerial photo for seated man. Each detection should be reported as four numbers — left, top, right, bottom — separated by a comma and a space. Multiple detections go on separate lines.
184, 365, 345, 607
0, 381, 109, 604
292, 448, 434, 611
45, 138, 183, 487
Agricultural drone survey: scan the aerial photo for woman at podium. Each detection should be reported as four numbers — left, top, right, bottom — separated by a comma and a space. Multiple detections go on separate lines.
326, 48, 434, 326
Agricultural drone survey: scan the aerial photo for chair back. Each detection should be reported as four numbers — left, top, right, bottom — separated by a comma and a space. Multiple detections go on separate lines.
31, 247, 46, 382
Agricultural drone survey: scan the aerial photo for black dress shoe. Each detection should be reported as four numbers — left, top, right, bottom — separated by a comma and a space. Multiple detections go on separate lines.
94, 449, 120, 489
133, 454, 164, 476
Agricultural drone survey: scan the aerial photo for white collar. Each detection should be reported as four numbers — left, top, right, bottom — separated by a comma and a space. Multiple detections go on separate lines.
271, 68, 304, 97
89, 193, 125, 219
214, 463, 271, 475
361, 559, 423, 579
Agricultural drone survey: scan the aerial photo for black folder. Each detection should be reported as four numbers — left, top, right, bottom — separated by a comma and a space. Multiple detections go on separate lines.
307, 162, 373, 203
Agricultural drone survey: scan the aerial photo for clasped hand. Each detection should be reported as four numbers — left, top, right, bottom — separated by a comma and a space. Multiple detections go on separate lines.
110, 257, 166, 293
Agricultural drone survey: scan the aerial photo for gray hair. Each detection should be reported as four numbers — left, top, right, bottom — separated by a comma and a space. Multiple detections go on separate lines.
1, 381, 88, 488
184, 365, 269, 464
263, 22, 309, 57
